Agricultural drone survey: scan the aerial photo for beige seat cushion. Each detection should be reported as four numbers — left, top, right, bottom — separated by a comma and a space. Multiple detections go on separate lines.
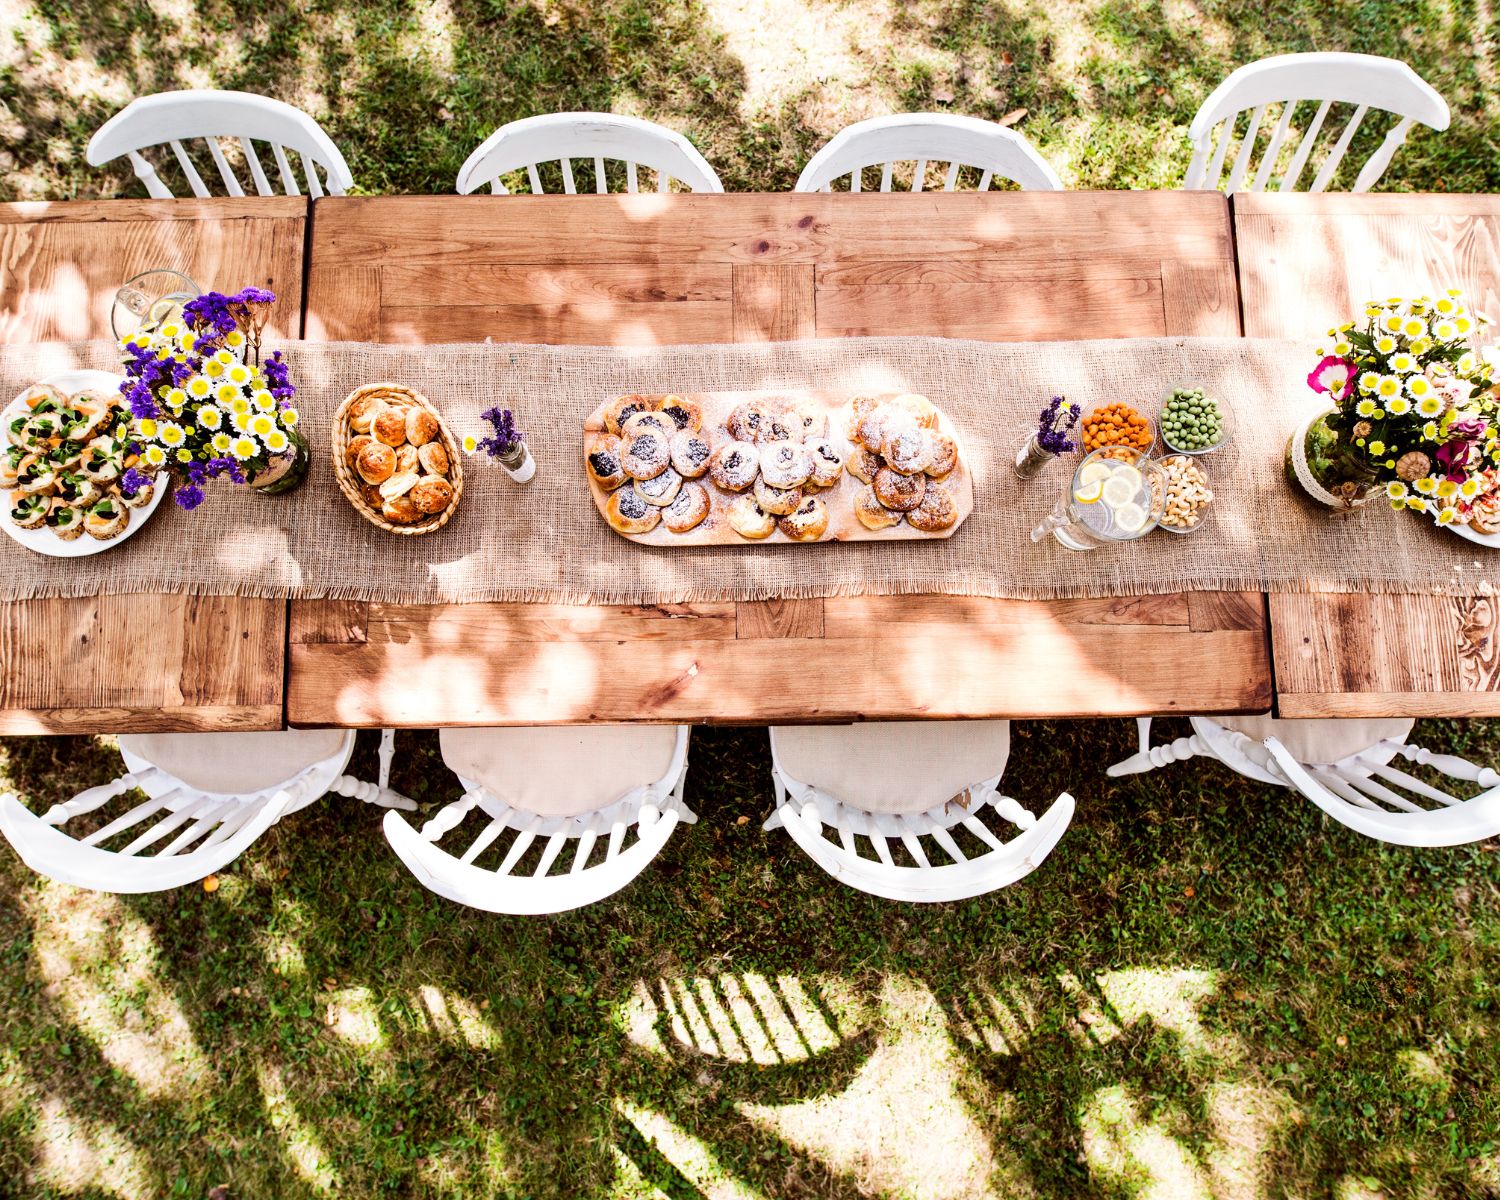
439, 725, 680, 817
118, 728, 349, 795
771, 720, 1010, 815
1214, 716, 1414, 765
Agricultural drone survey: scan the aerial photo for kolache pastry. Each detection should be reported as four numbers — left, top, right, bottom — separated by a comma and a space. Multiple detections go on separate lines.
658, 395, 702, 432
662, 481, 710, 532
607, 485, 662, 535
924, 431, 958, 479
754, 476, 802, 516
840, 393, 963, 533
778, 494, 829, 541
727, 493, 775, 539
759, 441, 813, 489
806, 438, 844, 488
708, 440, 759, 492
874, 465, 924, 511
635, 467, 683, 507
669, 431, 712, 478
586, 435, 627, 490
621, 410, 675, 441
854, 484, 902, 530
909, 483, 958, 533
604, 395, 656, 436
622, 430, 670, 481
334, 383, 460, 531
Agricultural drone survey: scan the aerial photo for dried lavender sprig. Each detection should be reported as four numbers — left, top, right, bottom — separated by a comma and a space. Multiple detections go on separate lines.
1035, 395, 1079, 454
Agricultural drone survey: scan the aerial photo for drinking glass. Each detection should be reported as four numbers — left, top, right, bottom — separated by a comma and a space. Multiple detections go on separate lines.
1030, 446, 1165, 551
110, 269, 201, 340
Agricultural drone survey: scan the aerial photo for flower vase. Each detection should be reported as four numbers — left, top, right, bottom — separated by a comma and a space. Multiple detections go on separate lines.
498, 443, 535, 483
248, 427, 311, 495
1284, 409, 1379, 511
1013, 432, 1055, 479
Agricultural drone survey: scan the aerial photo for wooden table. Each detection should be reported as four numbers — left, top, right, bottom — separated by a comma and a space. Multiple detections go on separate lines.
292, 192, 1270, 726
0, 198, 306, 733
1235, 193, 1500, 717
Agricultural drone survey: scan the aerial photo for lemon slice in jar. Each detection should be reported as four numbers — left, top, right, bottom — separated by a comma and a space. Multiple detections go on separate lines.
1101, 474, 1140, 509
1112, 502, 1149, 534
1073, 480, 1105, 504
1078, 461, 1113, 487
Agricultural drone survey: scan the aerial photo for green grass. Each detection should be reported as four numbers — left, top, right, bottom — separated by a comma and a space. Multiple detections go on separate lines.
3, 0, 1500, 1196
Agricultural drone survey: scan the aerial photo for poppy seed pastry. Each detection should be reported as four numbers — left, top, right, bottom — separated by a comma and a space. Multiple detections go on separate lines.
635, 466, 684, 507
606, 485, 662, 535
753, 476, 802, 516
622, 430, 670, 481
669, 431, 712, 479
657, 395, 702, 432
727, 493, 775, 539
777, 494, 829, 541
603, 395, 657, 436
805, 438, 844, 488
586, 434, 628, 491
621, 410, 676, 441
759, 440, 813, 489
661, 481, 710, 532
708, 440, 759, 492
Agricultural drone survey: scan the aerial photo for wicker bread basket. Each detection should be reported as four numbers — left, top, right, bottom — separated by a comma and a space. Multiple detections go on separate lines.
331, 383, 464, 535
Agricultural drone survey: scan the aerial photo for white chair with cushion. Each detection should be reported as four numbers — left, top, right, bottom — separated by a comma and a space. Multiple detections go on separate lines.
455, 113, 723, 195
86, 90, 354, 198
1108, 716, 1500, 847
794, 113, 1062, 193
766, 721, 1074, 902
1185, 53, 1449, 193
0, 729, 413, 893
383, 725, 694, 914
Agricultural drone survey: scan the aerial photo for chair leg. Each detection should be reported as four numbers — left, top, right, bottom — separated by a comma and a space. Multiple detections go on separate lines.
329, 775, 417, 811
1106, 719, 1205, 778
377, 729, 396, 790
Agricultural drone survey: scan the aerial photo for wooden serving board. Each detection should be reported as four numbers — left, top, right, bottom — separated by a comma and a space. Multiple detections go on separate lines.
582, 390, 974, 547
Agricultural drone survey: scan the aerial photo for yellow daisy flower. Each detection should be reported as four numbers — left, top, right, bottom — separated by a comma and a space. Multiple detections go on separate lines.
175, 448, 193, 464
1415, 476, 1438, 495
228, 364, 251, 386
265, 430, 289, 454
1407, 376, 1433, 400
197, 405, 222, 430
1369, 440, 1386, 456
1403, 318, 1427, 339
137, 417, 158, 438
187, 378, 211, 399
1356, 398, 1377, 418
1437, 479, 1460, 499
230, 436, 257, 460
1387, 397, 1411, 415
281, 408, 299, 428
211, 432, 232, 453
215, 382, 239, 404
1359, 372, 1380, 393
463, 435, 478, 453
158, 422, 185, 447
1386, 481, 1408, 500
1375, 336, 1397, 355
1390, 353, 1416, 373
250, 414, 274, 437
144, 444, 167, 467
1377, 376, 1401, 399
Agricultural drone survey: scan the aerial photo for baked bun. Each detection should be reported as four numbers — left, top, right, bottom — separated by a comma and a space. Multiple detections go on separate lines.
379, 471, 420, 500
759, 441, 813, 489
381, 494, 421, 524
606, 485, 662, 535
727, 401, 774, 443
604, 395, 656, 436
756, 404, 799, 444
348, 394, 386, 433
635, 467, 683, 507
853, 408, 891, 452
924, 432, 958, 479
362, 484, 384, 509
883, 422, 931, 475
345, 433, 374, 468
847, 446, 882, 485
394, 443, 420, 475
658, 395, 702, 432
586, 435, 627, 491
805, 438, 844, 488
753, 476, 802, 516
891, 393, 940, 429
669, 431, 712, 478
908, 483, 958, 532
357, 441, 397, 484
778, 494, 829, 541
622, 410, 676, 441
788, 397, 828, 440
662, 482, 710, 532
874, 465, 924, 511
622, 431, 670, 481
708, 441, 759, 491
410, 477, 455, 515
372, 407, 408, 447
727, 494, 775, 539
418, 441, 451, 475
405, 408, 440, 447
854, 485, 902, 530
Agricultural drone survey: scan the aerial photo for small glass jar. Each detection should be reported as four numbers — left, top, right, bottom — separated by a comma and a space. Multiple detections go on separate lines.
1013, 431, 1055, 479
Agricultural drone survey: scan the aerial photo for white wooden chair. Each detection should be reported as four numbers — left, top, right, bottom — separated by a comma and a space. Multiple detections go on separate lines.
1108, 716, 1500, 847
766, 721, 1074, 902
1185, 53, 1449, 194
382, 725, 694, 914
794, 113, 1063, 193
86, 90, 354, 198
0, 729, 413, 893
455, 113, 723, 195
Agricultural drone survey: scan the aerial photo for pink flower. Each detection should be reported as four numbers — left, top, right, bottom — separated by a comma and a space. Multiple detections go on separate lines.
1307, 355, 1355, 399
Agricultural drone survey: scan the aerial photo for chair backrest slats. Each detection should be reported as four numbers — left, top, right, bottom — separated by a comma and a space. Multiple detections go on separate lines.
89, 91, 352, 199
1328, 763, 1426, 812
1307, 766, 1387, 812
459, 816, 507, 865
1364, 759, 1463, 807
81, 794, 172, 847
911, 157, 927, 192
1309, 103, 1368, 192
560, 157, 577, 194
1186, 54, 1447, 194
304, 156, 325, 198
205, 135, 245, 195
158, 800, 236, 857
169, 139, 211, 197
239, 135, 273, 195
943, 160, 961, 190
1224, 103, 1265, 192
270, 142, 301, 195
118, 796, 211, 856
977, 167, 993, 191
879, 161, 894, 192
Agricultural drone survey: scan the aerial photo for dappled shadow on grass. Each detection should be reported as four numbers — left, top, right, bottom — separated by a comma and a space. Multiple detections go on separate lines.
0, 718, 1498, 1196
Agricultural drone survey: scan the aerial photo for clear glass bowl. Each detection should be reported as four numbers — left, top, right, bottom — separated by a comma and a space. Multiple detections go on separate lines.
1159, 382, 1229, 456
1155, 454, 1213, 535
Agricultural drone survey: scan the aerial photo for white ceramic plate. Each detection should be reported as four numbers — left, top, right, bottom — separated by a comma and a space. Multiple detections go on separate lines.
1447, 522, 1500, 549
0, 370, 166, 558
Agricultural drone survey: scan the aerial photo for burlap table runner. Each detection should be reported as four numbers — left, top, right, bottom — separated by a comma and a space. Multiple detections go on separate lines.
2, 336, 1497, 604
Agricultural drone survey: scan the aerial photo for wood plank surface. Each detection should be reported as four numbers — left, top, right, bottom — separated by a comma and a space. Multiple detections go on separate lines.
1235, 193, 1500, 718
0, 198, 303, 733
293, 191, 1260, 725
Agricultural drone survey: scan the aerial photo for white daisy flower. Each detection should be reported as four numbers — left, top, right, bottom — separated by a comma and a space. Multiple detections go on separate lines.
281, 408, 300, 428
228, 364, 251, 386
1461, 478, 1481, 500
1388, 397, 1412, 415
1406, 376, 1434, 400
166, 386, 188, 408
187, 377, 212, 399
1437, 507, 1458, 525
1418, 394, 1443, 417
211, 432, 232, 453
225, 330, 246, 350
1434, 320, 1458, 340
1403, 317, 1427, 339
215, 382, 239, 405
229, 436, 257, 460
264, 430, 289, 454
229, 397, 251, 415
250, 413, 275, 437
1437, 479, 1460, 499
197, 405, 223, 430
1359, 372, 1380, 393
144, 444, 167, 466
1377, 375, 1402, 399
253, 391, 276, 412
158, 422, 186, 447
213, 349, 235, 366
1375, 335, 1397, 355
204, 359, 224, 379
1414, 476, 1438, 495
1386, 481, 1408, 500
1390, 353, 1416, 373
137, 417, 158, 438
